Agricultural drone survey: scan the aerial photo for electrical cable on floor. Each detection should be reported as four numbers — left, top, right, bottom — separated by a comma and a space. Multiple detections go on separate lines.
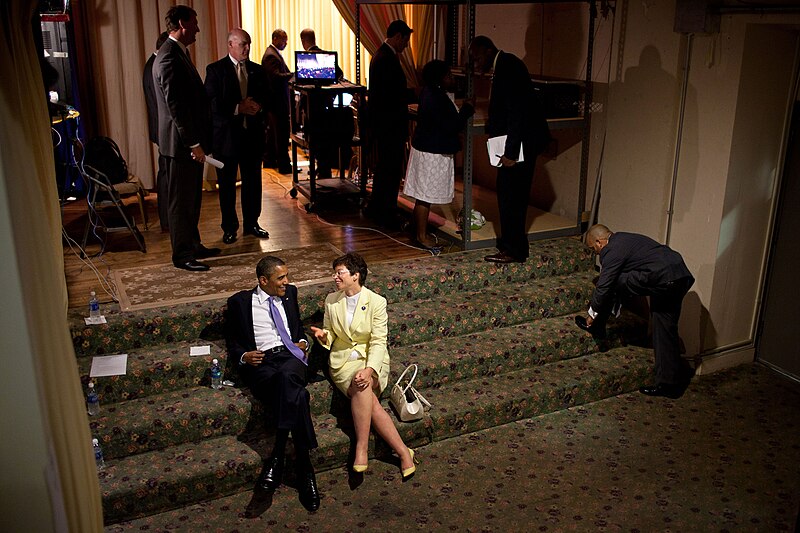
292, 198, 443, 257
62, 226, 120, 304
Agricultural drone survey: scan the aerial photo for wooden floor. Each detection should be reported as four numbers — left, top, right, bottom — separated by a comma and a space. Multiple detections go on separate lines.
60, 168, 440, 310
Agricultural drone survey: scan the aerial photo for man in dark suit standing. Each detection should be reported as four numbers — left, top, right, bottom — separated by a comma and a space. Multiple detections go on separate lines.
143, 31, 169, 232
261, 29, 293, 175
578, 224, 696, 399
469, 35, 551, 264
365, 19, 413, 228
225, 256, 320, 512
205, 28, 269, 246
298, 28, 347, 180
152, 5, 220, 271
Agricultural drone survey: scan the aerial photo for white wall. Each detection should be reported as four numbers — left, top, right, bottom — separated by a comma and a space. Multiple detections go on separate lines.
0, 172, 58, 530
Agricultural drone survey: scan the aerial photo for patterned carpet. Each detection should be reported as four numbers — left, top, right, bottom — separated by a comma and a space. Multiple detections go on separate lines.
111, 243, 343, 310
107, 364, 800, 532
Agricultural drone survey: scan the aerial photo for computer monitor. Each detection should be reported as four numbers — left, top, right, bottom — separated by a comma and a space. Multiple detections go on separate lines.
295, 50, 338, 86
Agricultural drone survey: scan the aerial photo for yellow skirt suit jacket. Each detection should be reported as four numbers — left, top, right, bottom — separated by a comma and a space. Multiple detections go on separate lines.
318, 287, 391, 395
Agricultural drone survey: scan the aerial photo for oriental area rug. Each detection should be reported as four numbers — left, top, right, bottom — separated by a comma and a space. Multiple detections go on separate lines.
111, 243, 343, 311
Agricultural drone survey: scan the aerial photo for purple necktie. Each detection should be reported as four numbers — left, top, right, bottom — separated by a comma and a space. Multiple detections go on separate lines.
268, 296, 307, 365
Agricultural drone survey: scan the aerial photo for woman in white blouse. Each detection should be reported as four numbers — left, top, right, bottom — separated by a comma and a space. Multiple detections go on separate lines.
310, 253, 417, 480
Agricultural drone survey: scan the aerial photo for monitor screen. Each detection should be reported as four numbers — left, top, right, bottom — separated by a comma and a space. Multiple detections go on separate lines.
295, 51, 338, 85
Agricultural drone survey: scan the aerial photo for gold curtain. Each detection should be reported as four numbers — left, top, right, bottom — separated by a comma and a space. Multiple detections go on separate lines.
72, 0, 241, 189
241, 0, 370, 85
330, 0, 441, 88
1, 1, 103, 530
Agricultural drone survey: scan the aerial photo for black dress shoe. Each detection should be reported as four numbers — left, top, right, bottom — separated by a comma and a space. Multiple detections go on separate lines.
484, 252, 524, 264
574, 315, 607, 340
222, 232, 237, 245
297, 468, 320, 512
174, 260, 210, 272
639, 383, 687, 399
243, 225, 269, 238
257, 456, 284, 491
195, 246, 221, 259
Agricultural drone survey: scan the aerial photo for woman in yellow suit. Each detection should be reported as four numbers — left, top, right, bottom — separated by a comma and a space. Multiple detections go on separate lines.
310, 252, 417, 480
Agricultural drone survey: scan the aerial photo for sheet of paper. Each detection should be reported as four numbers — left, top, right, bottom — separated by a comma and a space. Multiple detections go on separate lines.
205, 156, 224, 169
90, 354, 128, 377
487, 135, 524, 167
84, 316, 107, 325
190, 345, 211, 357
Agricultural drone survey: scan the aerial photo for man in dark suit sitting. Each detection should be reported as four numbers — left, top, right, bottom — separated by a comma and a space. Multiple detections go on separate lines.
152, 5, 220, 271
578, 224, 696, 399
225, 256, 320, 512
205, 28, 270, 246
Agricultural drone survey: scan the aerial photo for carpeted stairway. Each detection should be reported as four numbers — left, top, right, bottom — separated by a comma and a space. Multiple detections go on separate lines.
69, 237, 654, 525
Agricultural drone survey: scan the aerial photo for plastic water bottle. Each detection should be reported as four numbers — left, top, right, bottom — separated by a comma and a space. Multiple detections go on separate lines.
87, 381, 100, 416
92, 438, 105, 470
89, 291, 100, 318
210, 359, 222, 390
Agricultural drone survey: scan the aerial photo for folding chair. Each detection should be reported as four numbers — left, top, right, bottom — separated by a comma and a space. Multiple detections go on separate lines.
75, 138, 146, 255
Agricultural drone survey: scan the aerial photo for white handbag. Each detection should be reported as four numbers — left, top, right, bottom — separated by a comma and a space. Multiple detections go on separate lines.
389, 364, 431, 422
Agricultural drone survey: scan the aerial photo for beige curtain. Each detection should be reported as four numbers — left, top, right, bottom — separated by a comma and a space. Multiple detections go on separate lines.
0, 1, 103, 531
73, 0, 240, 189
332, 0, 441, 88
240, 0, 370, 85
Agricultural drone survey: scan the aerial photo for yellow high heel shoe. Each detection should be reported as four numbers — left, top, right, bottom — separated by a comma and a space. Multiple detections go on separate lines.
401, 449, 419, 481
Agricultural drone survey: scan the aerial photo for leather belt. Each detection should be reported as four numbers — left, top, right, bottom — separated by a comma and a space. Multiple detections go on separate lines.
263, 345, 287, 355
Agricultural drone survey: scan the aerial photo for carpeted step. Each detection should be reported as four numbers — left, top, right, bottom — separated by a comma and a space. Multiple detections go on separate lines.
392, 311, 648, 389
386, 271, 596, 346
70, 238, 594, 356
87, 310, 646, 461
77, 340, 230, 405
423, 345, 653, 442
98, 344, 652, 524
76, 269, 601, 407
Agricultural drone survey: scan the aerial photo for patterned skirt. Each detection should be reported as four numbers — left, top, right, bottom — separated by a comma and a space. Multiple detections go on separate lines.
403, 147, 455, 204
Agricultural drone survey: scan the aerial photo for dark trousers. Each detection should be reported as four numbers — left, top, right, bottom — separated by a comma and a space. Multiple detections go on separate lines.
164, 155, 203, 265
619, 274, 695, 386
155, 152, 169, 231
496, 158, 536, 260
265, 109, 291, 169
369, 133, 405, 222
241, 349, 317, 450
216, 149, 263, 234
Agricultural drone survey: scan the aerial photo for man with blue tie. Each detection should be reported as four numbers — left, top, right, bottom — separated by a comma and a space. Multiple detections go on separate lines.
225, 256, 320, 512
205, 28, 270, 245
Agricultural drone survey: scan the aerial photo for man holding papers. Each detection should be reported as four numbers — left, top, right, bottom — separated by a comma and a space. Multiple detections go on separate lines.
469, 36, 551, 264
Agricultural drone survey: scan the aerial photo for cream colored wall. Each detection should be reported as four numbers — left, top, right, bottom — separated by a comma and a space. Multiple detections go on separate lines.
0, 179, 57, 531
609, 12, 799, 357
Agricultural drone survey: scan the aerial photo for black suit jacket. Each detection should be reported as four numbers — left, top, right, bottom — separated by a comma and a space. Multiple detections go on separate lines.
412, 84, 473, 155
143, 53, 159, 145
152, 38, 211, 157
205, 56, 267, 158
261, 45, 292, 115
486, 51, 551, 159
591, 232, 694, 315
368, 42, 410, 140
225, 284, 307, 366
